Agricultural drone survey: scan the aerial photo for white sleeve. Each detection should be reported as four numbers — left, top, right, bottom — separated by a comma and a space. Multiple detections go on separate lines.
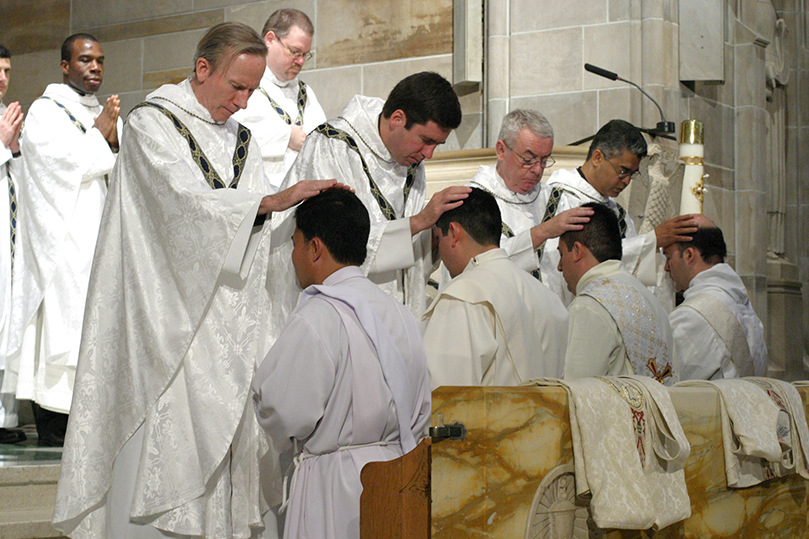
501, 229, 540, 271
252, 307, 341, 452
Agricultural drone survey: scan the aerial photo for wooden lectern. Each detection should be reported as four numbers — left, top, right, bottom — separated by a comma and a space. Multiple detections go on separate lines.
359, 438, 432, 539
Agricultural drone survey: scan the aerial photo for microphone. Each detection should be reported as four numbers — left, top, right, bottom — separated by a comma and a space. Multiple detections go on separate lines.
584, 63, 618, 81
583, 63, 675, 135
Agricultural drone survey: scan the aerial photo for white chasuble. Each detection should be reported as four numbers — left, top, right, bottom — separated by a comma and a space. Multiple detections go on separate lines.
268, 95, 432, 342
670, 263, 767, 380
422, 248, 568, 387
252, 267, 431, 539
545, 168, 658, 306
53, 80, 277, 539
232, 67, 326, 191
5, 83, 121, 413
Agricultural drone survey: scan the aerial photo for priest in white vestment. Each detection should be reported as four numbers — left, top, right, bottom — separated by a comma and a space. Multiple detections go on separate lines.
466, 109, 593, 285
252, 188, 431, 539
232, 9, 326, 191
53, 23, 339, 539
423, 188, 568, 387
559, 203, 675, 385
545, 119, 698, 305
663, 221, 767, 379
4, 34, 121, 445
268, 71, 469, 332
0, 45, 25, 443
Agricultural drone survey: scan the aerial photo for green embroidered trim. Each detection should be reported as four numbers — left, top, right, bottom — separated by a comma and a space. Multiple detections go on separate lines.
40, 96, 87, 134
315, 122, 416, 221
260, 80, 307, 126
132, 101, 251, 190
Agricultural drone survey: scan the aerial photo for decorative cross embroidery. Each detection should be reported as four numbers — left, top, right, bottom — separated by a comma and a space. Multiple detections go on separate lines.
646, 358, 672, 384
8, 176, 16, 272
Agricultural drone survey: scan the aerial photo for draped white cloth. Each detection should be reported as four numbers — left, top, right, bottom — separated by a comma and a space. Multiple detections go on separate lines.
252, 266, 431, 539
3, 83, 120, 413
268, 95, 433, 341
670, 263, 768, 380
530, 376, 691, 530
676, 378, 788, 488
545, 168, 658, 305
232, 68, 325, 191
0, 100, 19, 426
467, 165, 551, 273
422, 248, 568, 387
53, 80, 278, 539
565, 260, 675, 384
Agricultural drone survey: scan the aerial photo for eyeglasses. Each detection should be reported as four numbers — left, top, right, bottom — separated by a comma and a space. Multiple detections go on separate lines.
504, 142, 555, 169
604, 158, 641, 181
278, 38, 314, 62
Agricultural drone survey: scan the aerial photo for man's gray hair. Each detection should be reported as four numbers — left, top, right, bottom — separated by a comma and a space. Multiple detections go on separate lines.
497, 109, 554, 147
193, 22, 267, 77
262, 9, 314, 39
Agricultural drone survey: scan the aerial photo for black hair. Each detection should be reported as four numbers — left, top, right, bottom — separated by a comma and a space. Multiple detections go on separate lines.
61, 33, 100, 62
559, 202, 622, 262
0, 44, 11, 59
676, 226, 726, 264
435, 188, 501, 247
381, 71, 462, 130
587, 119, 647, 161
295, 188, 370, 266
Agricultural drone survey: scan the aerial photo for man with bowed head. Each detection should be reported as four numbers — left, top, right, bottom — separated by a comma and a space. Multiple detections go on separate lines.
270, 71, 470, 330
54, 22, 339, 539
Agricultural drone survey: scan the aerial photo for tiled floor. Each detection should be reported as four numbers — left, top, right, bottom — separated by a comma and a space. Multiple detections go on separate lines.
0, 424, 62, 467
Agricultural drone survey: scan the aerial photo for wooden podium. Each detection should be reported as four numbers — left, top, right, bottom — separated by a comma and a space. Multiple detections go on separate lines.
360, 439, 432, 539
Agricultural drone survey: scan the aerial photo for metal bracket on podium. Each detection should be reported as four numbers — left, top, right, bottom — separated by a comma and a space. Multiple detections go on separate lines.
429, 414, 467, 441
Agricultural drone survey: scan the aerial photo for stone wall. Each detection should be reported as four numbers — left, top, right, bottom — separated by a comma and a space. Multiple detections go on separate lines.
1, 0, 483, 152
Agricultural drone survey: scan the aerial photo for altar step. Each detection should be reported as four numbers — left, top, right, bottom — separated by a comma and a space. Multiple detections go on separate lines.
0, 424, 64, 539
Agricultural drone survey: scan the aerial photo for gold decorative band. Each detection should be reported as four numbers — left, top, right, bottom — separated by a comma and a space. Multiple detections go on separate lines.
680, 119, 704, 145
682, 156, 704, 166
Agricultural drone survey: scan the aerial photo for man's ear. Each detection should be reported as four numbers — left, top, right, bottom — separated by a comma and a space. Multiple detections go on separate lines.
590, 148, 604, 166
448, 221, 464, 247
682, 246, 698, 265
195, 57, 212, 82
388, 109, 406, 130
264, 30, 276, 47
571, 241, 586, 262
309, 236, 326, 263
495, 139, 507, 161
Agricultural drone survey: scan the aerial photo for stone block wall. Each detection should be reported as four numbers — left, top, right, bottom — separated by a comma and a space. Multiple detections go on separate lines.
1, 0, 483, 152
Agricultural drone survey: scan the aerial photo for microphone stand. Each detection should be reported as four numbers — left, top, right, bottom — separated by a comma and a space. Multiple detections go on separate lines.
571, 63, 677, 145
